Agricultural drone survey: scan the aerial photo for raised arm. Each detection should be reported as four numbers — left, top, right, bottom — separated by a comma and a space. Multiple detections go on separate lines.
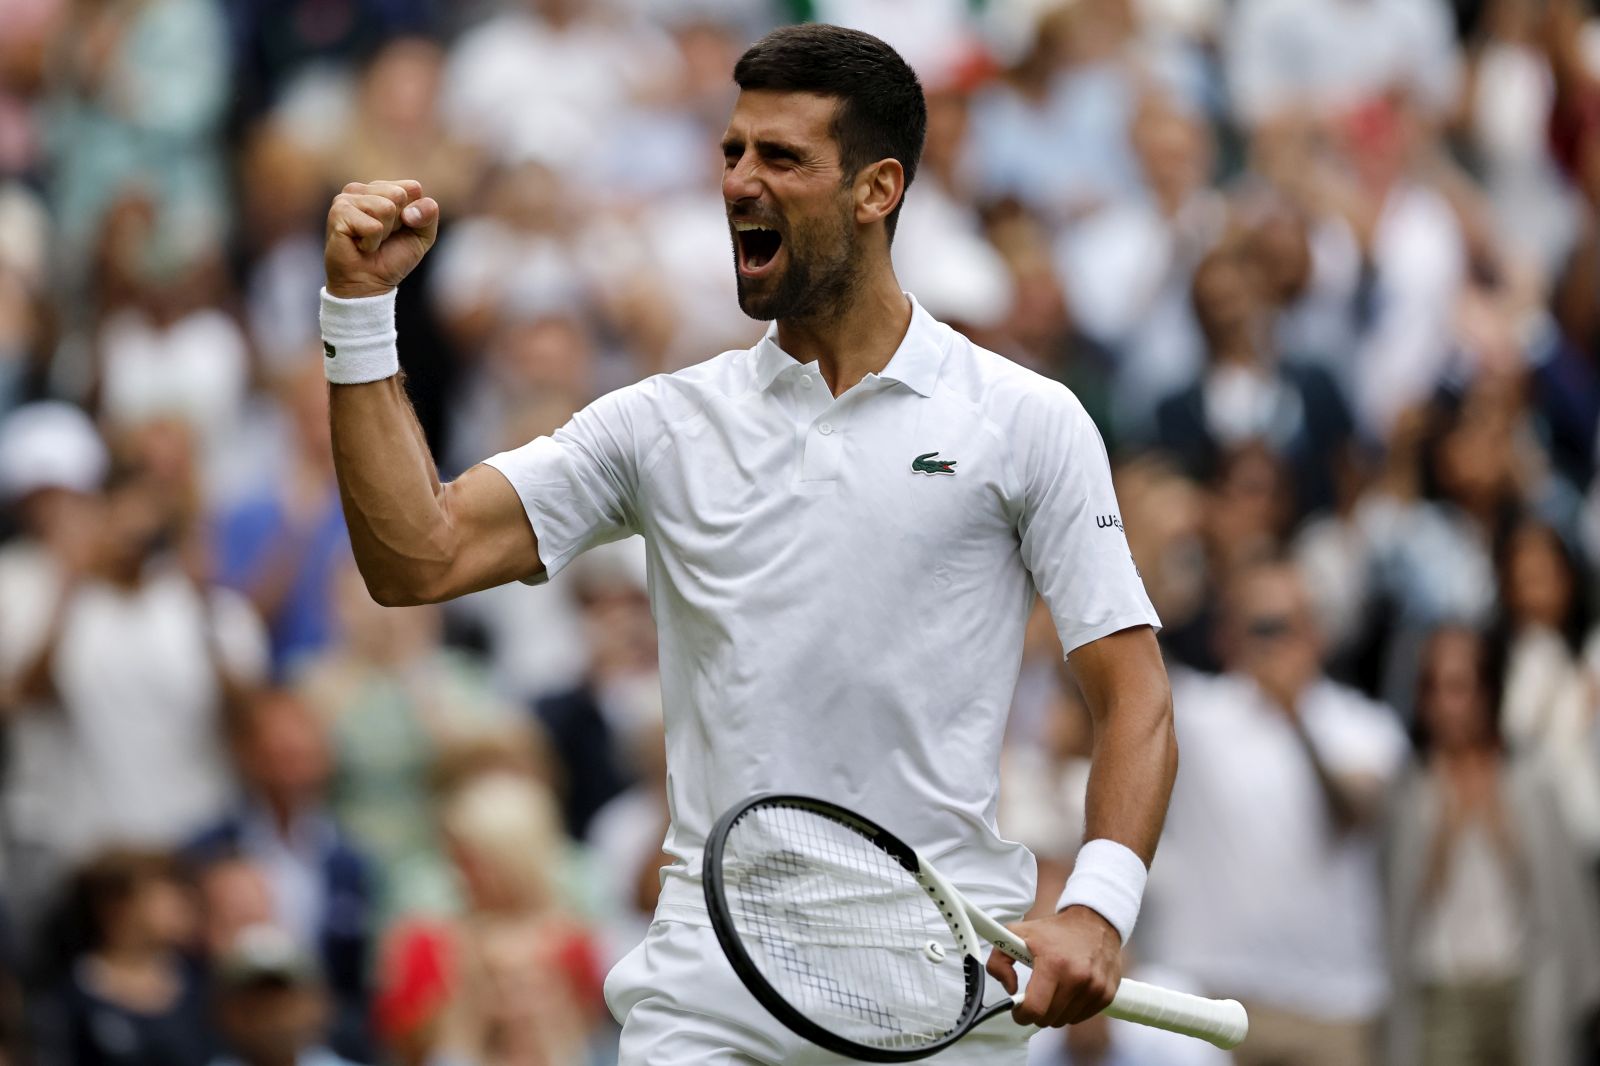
323, 180, 540, 606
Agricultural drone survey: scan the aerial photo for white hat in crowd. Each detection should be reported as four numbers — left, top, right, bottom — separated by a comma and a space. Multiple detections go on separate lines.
0, 401, 109, 500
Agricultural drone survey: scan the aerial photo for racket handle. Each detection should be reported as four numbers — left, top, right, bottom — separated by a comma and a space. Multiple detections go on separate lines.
1105, 979, 1248, 1050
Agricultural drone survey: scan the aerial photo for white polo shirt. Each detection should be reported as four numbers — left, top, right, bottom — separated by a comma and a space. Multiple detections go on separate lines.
486, 294, 1158, 922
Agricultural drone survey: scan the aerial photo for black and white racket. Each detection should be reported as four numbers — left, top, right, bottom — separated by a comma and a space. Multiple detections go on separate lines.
703, 793, 1247, 1062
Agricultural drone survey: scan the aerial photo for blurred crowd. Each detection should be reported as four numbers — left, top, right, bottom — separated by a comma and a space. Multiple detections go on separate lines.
3, 0, 1600, 1063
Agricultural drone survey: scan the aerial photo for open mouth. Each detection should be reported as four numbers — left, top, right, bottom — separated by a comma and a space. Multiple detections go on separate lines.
734, 221, 784, 277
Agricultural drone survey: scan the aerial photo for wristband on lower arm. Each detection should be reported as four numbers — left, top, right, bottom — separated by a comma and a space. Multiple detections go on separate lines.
320, 287, 399, 384
1056, 837, 1148, 944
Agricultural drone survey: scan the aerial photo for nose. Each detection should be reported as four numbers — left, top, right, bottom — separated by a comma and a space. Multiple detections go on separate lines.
722, 150, 761, 206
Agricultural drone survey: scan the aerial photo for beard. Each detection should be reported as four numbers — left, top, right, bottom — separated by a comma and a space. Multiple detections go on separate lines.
734, 203, 860, 323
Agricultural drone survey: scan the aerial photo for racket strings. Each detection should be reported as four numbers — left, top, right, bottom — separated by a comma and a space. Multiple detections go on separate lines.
720, 804, 970, 1051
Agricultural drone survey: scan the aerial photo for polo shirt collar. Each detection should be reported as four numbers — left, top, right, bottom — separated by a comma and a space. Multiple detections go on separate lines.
751, 293, 945, 398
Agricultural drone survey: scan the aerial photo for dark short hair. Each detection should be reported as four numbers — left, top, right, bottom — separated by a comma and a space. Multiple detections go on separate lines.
733, 24, 927, 241
70, 847, 183, 950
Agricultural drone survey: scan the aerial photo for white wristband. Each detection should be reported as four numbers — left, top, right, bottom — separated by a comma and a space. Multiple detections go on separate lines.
320, 287, 399, 384
1056, 838, 1148, 944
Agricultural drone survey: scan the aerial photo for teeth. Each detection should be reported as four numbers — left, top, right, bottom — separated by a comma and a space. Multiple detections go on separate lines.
733, 222, 775, 233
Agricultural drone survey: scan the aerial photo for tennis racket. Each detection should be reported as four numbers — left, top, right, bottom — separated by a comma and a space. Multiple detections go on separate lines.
703, 793, 1247, 1062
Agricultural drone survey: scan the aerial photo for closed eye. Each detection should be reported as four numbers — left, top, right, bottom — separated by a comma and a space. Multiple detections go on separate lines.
721, 138, 806, 168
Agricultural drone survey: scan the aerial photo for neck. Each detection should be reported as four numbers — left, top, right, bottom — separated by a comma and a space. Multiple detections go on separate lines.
97, 940, 166, 968
1208, 337, 1259, 368
261, 792, 304, 838
1154, 182, 1190, 219
774, 266, 911, 396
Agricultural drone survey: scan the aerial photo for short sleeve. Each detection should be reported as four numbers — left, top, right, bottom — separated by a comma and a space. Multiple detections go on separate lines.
1013, 386, 1160, 656
483, 384, 650, 583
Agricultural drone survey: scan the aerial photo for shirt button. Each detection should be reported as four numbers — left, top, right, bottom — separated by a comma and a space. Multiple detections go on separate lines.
800, 375, 814, 388
818, 422, 834, 435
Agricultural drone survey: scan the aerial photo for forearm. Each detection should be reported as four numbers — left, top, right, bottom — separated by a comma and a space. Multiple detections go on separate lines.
1080, 672, 1176, 865
1057, 626, 1176, 944
14, 583, 78, 703
1289, 714, 1385, 831
329, 374, 455, 606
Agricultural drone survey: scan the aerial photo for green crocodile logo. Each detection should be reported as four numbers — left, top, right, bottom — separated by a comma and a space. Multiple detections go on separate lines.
912, 451, 957, 475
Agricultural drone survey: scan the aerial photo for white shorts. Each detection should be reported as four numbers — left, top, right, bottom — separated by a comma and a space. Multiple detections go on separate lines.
605, 919, 1032, 1066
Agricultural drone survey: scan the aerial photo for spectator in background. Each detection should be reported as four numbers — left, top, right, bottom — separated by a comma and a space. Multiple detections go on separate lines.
0, 403, 109, 942
1058, 91, 1226, 433
36, 849, 210, 1066
586, 705, 669, 969
90, 190, 251, 502
428, 159, 586, 373
534, 542, 658, 841
194, 857, 276, 967
1316, 390, 1514, 705
0, 0, 66, 181
0, 183, 51, 413
374, 772, 604, 1066
965, 1, 1142, 224
1143, 559, 1408, 1066
208, 925, 365, 1066
1155, 241, 1354, 521
1336, 95, 1469, 443
225, 0, 436, 127
298, 561, 523, 924
10, 460, 267, 851
440, 0, 678, 178
187, 689, 373, 1062
1460, 0, 1582, 280
1225, 0, 1461, 130
236, 121, 337, 384
1384, 625, 1600, 1066
1241, 199, 1365, 395
329, 36, 480, 215
1494, 520, 1600, 860
214, 358, 347, 677
1113, 456, 1210, 663
44, 0, 232, 278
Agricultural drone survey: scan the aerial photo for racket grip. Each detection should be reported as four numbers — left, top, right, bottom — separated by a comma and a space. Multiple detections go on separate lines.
1104, 979, 1248, 1050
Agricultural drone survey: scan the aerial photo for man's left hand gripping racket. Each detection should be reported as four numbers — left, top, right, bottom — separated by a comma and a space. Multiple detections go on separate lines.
703, 794, 1247, 1062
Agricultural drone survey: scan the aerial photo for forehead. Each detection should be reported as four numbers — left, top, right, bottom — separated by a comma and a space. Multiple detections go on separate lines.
1234, 567, 1305, 616
724, 89, 841, 153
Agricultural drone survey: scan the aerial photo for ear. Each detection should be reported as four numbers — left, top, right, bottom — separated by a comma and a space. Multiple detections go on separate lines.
853, 158, 905, 229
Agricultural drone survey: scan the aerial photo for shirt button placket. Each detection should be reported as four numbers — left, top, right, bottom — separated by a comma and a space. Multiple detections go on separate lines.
802, 413, 843, 482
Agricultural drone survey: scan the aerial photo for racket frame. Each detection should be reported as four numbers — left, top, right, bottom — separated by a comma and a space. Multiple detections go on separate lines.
704, 794, 1003, 1061
704, 793, 1249, 1060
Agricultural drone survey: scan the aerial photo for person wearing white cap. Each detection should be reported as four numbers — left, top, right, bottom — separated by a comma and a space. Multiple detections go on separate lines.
2, 444, 269, 902
0, 402, 110, 943
209, 924, 365, 1066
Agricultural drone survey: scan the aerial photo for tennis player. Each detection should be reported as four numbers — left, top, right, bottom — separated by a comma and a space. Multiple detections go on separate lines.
320, 24, 1176, 1065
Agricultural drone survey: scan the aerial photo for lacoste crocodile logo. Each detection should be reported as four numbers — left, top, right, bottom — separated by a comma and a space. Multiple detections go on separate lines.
912, 451, 957, 475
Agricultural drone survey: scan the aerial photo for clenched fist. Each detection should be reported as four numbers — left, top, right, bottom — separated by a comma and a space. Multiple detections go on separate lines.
324, 179, 440, 299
